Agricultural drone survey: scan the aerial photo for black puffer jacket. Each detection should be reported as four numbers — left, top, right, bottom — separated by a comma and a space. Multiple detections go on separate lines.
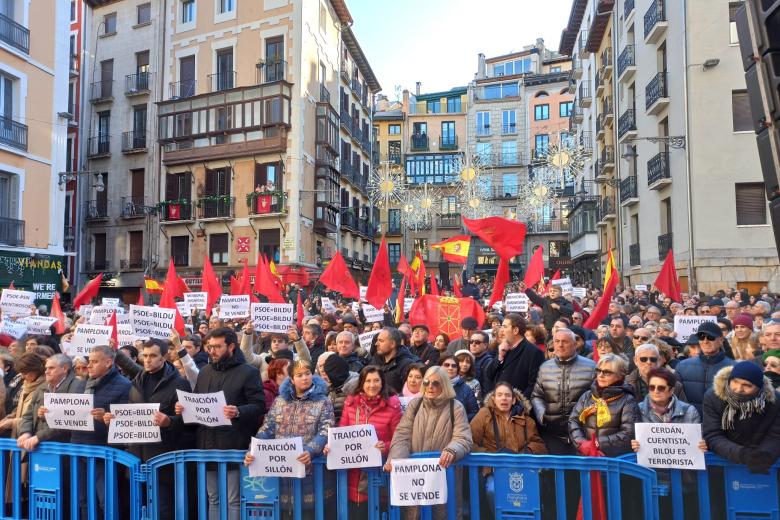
532, 355, 596, 437
484, 338, 545, 399
369, 346, 419, 395
524, 288, 574, 331
568, 382, 640, 457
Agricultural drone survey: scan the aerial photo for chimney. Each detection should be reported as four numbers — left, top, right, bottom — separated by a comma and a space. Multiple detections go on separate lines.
376, 94, 389, 111
415, 82, 421, 96
402, 89, 409, 114
477, 53, 486, 80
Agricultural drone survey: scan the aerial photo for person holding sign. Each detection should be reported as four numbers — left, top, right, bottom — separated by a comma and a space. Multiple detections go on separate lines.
247, 360, 334, 515
521, 282, 574, 333
0, 354, 46, 439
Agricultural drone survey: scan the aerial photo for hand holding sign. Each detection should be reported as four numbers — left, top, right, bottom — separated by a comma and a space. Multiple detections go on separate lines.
245, 437, 306, 478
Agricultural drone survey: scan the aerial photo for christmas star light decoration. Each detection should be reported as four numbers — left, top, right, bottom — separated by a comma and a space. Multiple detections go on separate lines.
368, 162, 406, 208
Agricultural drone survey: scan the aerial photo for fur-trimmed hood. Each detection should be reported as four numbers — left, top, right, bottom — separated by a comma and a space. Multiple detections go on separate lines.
279, 375, 330, 402
482, 387, 533, 417
712, 365, 777, 403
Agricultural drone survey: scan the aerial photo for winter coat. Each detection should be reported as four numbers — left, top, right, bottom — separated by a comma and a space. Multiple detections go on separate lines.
18, 371, 86, 442
525, 288, 574, 331
71, 366, 132, 446
340, 352, 365, 374
329, 372, 359, 424
676, 350, 736, 413
568, 382, 640, 457
470, 389, 547, 456
484, 338, 545, 399
191, 350, 209, 369
176, 349, 265, 450
369, 346, 419, 395
387, 395, 473, 462
410, 342, 440, 368
702, 366, 780, 468
531, 355, 596, 438
638, 394, 701, 424
339, 393, 403, 503
766, 371, 780, 390
263, 379, 280, 409
452, 377, 479, 422
473, 350, 495, 394
625, 368, 688, 403
9, 377, 46, 439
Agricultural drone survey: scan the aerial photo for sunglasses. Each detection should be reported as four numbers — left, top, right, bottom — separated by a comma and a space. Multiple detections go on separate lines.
596, 368, 615, 376
696, 333, 718, 341
648, 384, 669, 392
422, 379, 441, 388
441, 363, 457, 368
469, 340, 485, 344
634, 336, 650, 342
638, 357, 658, 363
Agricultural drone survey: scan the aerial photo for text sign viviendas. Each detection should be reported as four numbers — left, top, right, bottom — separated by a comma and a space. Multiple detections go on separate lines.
326, 425, 381, 470
251, 303, 294, 333
176, 390, 231, 427
390, 458, 447, 506
43, 394, 94, 431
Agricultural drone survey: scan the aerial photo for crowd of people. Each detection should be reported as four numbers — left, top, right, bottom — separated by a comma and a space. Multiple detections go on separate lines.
1, 281, 780, 519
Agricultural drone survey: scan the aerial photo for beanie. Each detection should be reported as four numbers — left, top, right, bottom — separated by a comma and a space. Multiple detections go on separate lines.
729, 361, 765, 390
323, 354, 350, 389
762, 349, 780, 364
731, 313, 754, 330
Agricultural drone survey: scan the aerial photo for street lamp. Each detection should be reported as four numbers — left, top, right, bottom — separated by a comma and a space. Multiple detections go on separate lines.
58, 170, 106, 192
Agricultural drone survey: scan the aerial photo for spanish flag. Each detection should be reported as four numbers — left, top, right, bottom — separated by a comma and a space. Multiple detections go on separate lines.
431, 235, 471, 264
604, 241, 616, 289
144, 276, 163, 295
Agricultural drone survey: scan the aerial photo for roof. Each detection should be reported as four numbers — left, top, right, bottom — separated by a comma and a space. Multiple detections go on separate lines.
559, 0, 588, 56
415, 86, 468, 101
373, 109, 404, 121
485, 48, 537, 64
342, 26, 381, 92
523, 71, 572, 87
84, 0, 120, 6
330, 0, 354, 25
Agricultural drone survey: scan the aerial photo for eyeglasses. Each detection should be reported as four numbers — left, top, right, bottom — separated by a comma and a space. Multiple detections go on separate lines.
469, 340, 485, 344
422, 379, 441, 388
595, 368, 615, 376
633, 336, 650, 342
441, 363, 457, 368
696, 333, 718, 341
648, 384, 669, 392
638, 356, 658, 363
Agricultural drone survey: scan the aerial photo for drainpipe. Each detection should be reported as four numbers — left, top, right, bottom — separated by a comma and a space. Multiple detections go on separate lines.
610, 2, 624, 283
681, 0, 697, 293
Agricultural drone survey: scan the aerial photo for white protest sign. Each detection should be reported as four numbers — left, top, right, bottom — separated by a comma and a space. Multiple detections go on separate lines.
673, 315, 717, 344
184, 292, 208, 311
78, 305, 94, 320
22, 316, 58, 335
492, 301, 504, 311
102, 297, 120, 307
116, 313, 131, 324
321, 297, 337, 313
504, 293, 529, 313
398, 396, 414, 413
176, 390, 231, 427
359, 330, 381, 352
0, 289, 35, 317
116, 324, 140, 347
634, 285, 648, 292
176, 301, 192, 318
390, 458, 448, 506
572, 287, 587, 299
43, 394, 94, 431
360, 286, 368, 302
247, 437, 306, 478
404, 298, 415, 313
251, 303, 294, 333
0, 320, 27, 338
219, 295, 250, 319
327, 424, 382, 470
635, 423, 705, 470
89, 305, 118, 325
351, 302, 360, 314
108, 403, 160, 444
362, 304, 384, 323
70, 324, 113, 356
551, 277, 574, 293
130, 305, 175, 340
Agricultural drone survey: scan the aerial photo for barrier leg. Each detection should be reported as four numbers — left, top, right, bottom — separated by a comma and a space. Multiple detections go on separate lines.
293, 477, 302, 520
607, 468, 621, 520
336, 468, 348, 520
314, 463, 324, 520
70, 455, 79, 520
579, 469, 592, 519
554, 469, 566, 520
670, 470, 683, 520
197, 462, 207, 519
468, 466, 480, 520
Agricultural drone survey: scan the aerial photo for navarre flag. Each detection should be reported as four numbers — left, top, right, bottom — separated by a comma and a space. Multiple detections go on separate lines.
654, 249, 682, 303
431, 235, 471, 264
408, 295, 485, 340
463, 216, 526, 259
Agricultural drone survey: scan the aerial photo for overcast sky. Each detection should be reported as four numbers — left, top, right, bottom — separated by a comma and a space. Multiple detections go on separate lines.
347, 0, 574, 97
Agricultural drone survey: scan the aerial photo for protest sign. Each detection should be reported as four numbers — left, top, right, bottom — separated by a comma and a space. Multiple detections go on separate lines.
102, 298, 120, 307
130, 305, 175, 340
251, 303, 294, 333
504, 293, 529, 313
247, 437, 306, 478
176, 301, 191, 318
0, 320, 27, 338
634, 285, 648, 292
320, 297, 337, 313
116, 313, 131, 324
327, 425, 382, 470
89, 305, 118, 325
404, 298, 415, 313
22, 316, 58, 335
572, 287, 587, 299
116, 323, 140, 347
78, 305, 94, 320
635, 423, 705, 470
43, 394, 94, 431
360, 286, 368, 302
390, 458, 447, 506
183, 292, 208, 311
70, 324, 113, 356
492, 301, 504, 311
551, 277, 574, 293
351, 302, 360, 314
176, 390, 231, 427
107, 404, 160, 444
0, 289, 35, 317
359, 330, 380, 352
398, 396, 414, 414
673, 315, 717, 344
362, 304, 384, 323
219, 295, 250, 319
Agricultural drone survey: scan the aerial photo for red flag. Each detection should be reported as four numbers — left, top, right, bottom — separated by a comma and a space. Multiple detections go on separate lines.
202, 255, 222, 314
137, 288, 145, 306
319, 251, 360, 299
413, 252, 427, 295
159, 276, 186, 336
72, 273, 103, 309
365, 237, 392, 310
163, 259, 184, 300
7, 281, 14, 289
236, 259, 259, 303
575, 434, 607, 520
177, 276, 191, 295
255, 254, 285, 303
296, 291, 305, 330
488, 257, 510, 308
452, 274, 462, 298
398, 255, 416, 296
430, 276, 440, 296
523, 246, 545, 287
229, 275, 241, 296
395, 275, 407, 324
654, 250, 682, 303
408, 295, 485, 340
50, 292, 66, 335
107, 311, 118, 346
463, 216, 527, 259
583, 269, 620, 329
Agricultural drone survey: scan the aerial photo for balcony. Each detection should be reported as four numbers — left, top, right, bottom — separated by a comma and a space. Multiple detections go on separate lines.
341, 209, 357, 232
0, 217, 24, 246
500, 151, 522, 166
596, 114, 605, 140
644, 0, 668, 44
658, 233, 673, 261
121, 131, 147, 153
601, 145, 615, 173
87, 136, 111, 158
84, 200, 109, 222
247, 191, 287, 216
625, 0, 635, 20
620, 176, 639, 206
476, 125, 491, 137
578, 30, 590, 57
411, 134, 429, 151
125, 72, 150, 96
595, 71, 604, 97
647, 151, 671, 189
438, 214, 461, 228
386, 220, 402, 235
340, 109, 353, 135
84, 260, 109, 272
197, 196, 235, 220
630, 243, 640, 267
578, 83, 592, 108
64, 226, 75, 252
488, 186, 518, 199
572, 57, 582, 79
169, 80, 196, 99
617, 45, 636, 83
70, 54, 79, 78
120, 259, 146, 271
261, 60, 287, 84
319, 84, 331, 105
571, 105, 583, 124
502, 124, 517, 135
120, 196, 148, 218
351, 77, 362, 100
601, 47, 613, 80
602, 98, 614, 125
618, 109, 637, 142
339, 59, 350, 83
158, 200, 193, 223
90, 80, 114, 103
594, 159, 605, 181
645, 72, 669, 115
578, 131, 593, 154
439, 136, 458, 151
527, 219, 566, 233
0, 13, 29, 54
0, 115, 28, 151
208, 71, 235, 92
599, 196, 616, 222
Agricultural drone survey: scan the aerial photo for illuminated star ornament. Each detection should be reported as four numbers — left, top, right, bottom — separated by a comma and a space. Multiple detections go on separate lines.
368, 161, 406, 208
453, 155, 496, 219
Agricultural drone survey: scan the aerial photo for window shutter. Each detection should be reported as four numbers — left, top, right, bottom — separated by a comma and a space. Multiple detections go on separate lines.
735, 183, 767, 225
732, 90, 753, 132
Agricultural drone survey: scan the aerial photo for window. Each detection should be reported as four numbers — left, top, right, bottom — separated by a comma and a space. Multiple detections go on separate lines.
502, 110, 516, 134
388, 209, 401, 233
447, 97, 461, 113
128, 231, 144, 268
404, 154, 461, 185
0, 171, 19, 220
254, 162, 281, 192
732, 90, 753, 132
735, 183, 767, 225
388, 140, 401, 163
483, 82, 519, 100
388, 243, 401, 265
441, 121, 455, 147
68, 80, 75, 114
492, 58, 533, 77
502, 173, 518, 197
476, 111, 490, 135
319, 2, 328, 34
729, 2, 742, 44
388, 124, 400, 135
476, 142, 492, 164
93, 234, 107, 269
104, 13, 117, 34
210, 233, 229, 265
137, 3, 151, 25
182, 0, 194, 23
534, 104, 550, 120
501, 141, 517, 165
426, 99, 441, 114
534, 134, 549, 157
70, 0, 77, 22
218, 0, 235, 14
215, 48, 234, 90
171, 236, 189, 266
551, 66, 562, 73
560, 101, 573, 117
442, 195, 457, 214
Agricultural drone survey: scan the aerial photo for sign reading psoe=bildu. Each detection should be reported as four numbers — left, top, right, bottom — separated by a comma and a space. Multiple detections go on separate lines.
176, 390, 231, 427
43, 394, 94, 431
108, 403, 160, 444
251, 303, 294, 333
130, 305, 175, 340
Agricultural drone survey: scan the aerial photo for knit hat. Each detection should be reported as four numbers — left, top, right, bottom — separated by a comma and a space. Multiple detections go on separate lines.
453, 349, 474, 362
323, 354, 350, 388
729, 361, 765, 389
731, 313, 754, 330
460, 316, 479, 329
762, 349, 780, 363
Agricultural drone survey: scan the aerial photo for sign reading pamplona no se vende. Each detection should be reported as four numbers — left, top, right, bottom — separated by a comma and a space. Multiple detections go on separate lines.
390, 458, 447, 506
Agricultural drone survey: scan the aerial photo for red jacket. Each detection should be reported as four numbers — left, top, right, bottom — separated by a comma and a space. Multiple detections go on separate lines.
339, 393, 402, 503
